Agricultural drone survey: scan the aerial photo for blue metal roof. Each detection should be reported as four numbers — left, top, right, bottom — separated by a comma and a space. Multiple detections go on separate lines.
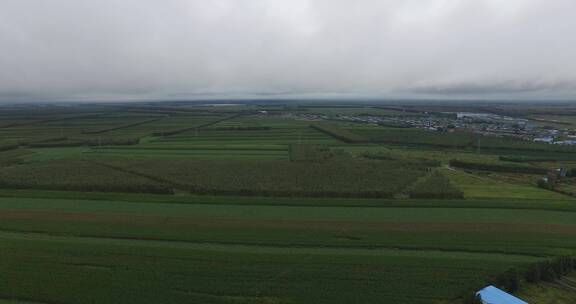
476, 286, 528, 304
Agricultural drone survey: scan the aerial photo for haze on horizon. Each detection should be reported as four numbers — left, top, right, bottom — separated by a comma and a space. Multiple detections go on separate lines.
1, 0, 576, 102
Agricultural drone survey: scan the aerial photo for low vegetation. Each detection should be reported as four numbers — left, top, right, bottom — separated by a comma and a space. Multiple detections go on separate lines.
100, 159, 427, 198
407, 171, 464, 199
289, 144, 333, 162
0, 160, 171, 194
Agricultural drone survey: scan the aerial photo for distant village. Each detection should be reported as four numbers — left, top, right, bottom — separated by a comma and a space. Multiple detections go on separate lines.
284, 111, 576, 145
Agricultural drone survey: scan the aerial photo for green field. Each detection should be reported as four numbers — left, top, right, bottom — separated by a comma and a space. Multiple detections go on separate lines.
1, 103, 576, 303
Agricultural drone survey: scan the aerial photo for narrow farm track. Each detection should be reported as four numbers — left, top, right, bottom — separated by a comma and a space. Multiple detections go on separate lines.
0, 229, 548, 259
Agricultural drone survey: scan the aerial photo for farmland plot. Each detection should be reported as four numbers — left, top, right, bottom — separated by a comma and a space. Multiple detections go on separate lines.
100, 159, 428, 198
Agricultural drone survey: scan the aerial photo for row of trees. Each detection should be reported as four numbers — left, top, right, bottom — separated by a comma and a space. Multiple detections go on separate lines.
150, 114, 242, 137
0, 144, 18, 152
82, 118, 161, 134
499, 156, 561, 163
25, 137, 140, 148
361, 152, 442, 167
463, 256, 576, 304
206, 126, 271, 131
449, 159, 549, 174
310, 123, 369, 143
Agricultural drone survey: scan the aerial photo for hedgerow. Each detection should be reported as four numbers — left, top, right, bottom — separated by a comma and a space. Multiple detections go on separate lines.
449, 159, 548, 174
310, 123, 369, 143
462, 256, 576, 304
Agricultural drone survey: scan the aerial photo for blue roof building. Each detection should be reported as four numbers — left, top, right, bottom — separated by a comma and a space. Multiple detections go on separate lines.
476, 286, 528, 304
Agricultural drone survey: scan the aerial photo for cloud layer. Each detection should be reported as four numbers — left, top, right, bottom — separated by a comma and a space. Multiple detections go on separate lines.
1, 0, 576, 101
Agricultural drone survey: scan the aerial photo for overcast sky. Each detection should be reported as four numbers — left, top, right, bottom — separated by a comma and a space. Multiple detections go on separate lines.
1, 0, 576, 102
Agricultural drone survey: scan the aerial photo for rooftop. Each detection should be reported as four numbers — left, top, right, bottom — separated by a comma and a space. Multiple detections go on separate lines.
476, 286, 528, 304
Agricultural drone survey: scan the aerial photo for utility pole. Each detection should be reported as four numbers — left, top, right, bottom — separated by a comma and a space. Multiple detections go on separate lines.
476, 136, 481, 154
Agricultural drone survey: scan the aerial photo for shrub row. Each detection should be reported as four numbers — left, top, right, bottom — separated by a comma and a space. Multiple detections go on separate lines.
362, 152, 441, 167
0, 144, 18, 152
449, 159, 549, 174
26, 137, 140, 148
82, 118, 162, 134
462, 256, 576, 304
151, 114, 242, 137
499, 156, 559, 163
205, 126, 271, 131
310, 123, 369, 143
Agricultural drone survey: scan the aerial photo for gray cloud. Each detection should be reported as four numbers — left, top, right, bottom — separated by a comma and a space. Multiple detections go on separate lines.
406, 80, 576, 96
1, 0, 576, 101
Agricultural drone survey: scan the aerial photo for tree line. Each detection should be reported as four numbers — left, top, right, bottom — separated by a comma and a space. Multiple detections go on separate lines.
462, 256, 576, 304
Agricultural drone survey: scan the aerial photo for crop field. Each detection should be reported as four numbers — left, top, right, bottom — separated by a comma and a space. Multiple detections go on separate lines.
94, 158, 429, 197
1, 103, 576, 303
0, 160, 171, 194
0, 195, 566, 304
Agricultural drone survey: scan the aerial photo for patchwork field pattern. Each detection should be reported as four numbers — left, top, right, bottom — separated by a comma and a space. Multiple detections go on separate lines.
1, 103, 576, 303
